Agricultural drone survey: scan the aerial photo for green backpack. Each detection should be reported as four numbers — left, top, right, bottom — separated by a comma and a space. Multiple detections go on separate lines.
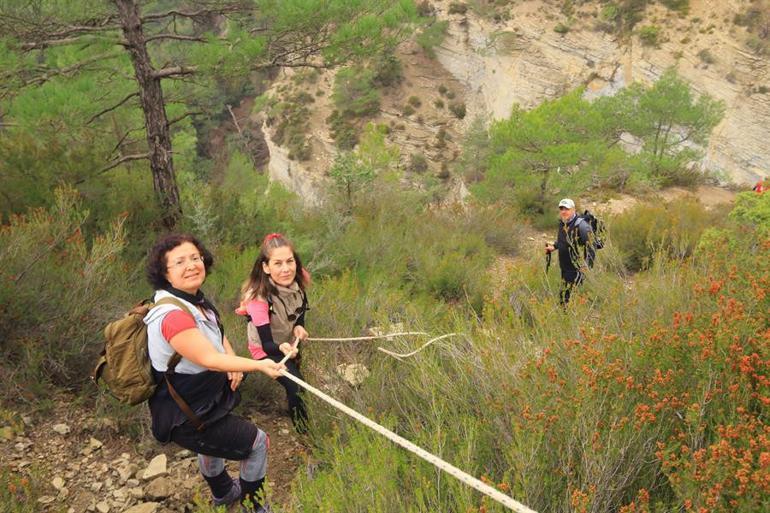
92, 297, 193, 405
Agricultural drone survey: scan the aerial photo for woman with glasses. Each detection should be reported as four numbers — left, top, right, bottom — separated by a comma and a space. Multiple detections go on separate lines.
144, 233, 283, 513
238, 233, 310, 432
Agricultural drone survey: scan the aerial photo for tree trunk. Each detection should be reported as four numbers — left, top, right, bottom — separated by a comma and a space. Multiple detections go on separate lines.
114, 0, 181, 230
538, 166, 549, 214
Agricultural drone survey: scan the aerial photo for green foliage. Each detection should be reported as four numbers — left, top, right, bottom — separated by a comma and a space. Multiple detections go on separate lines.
733, 0, 770, 55
455, 116, 492, 184
327, 110, 359, 150
408, 153, 429, 173
596, 69, 725, 183
329, 123, 398, 212
659, 0, 689, 14
372, 51, 404, 87
0, 466, 49, 513
638, 25, 661, 46
448, 2, 469, 15
609, 197, 723, 271
729, 191, 770, 230
417, 20, 448, 58
333, 67, 380, 119
554, 22, 570, 34
293, 196, 768, 512
328, 66, 381, 148
267, 92, 313, 161
330, 151, 377, 212
475, 89, 609, 213
0, 186, 131, 400
294, 425, 410, 511
448, 101, 466, 119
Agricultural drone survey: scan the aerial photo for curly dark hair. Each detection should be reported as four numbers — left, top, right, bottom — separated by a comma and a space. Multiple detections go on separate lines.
146, 233, 214, 290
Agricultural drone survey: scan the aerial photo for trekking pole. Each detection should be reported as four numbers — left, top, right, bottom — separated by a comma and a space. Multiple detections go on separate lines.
545, 247, 551, 274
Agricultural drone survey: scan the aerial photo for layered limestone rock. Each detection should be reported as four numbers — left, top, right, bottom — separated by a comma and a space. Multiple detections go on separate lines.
434, 0, 769, 184
262, 120, 327, 206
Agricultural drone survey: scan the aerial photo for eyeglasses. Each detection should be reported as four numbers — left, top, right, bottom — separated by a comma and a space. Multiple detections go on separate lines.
167, 254, 204, 270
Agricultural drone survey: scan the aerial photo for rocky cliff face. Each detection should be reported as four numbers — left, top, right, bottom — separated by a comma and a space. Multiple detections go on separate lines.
434, 0, 769, 184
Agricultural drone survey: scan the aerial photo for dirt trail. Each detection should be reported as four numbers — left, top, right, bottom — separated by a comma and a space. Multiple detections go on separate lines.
590, 185, 737, 216
2, 393, 306, 513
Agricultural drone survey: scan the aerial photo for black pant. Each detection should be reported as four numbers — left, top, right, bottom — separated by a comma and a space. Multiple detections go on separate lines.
560, 271, 584, 306
170, 414, 258, 460
264, 355, 308, 431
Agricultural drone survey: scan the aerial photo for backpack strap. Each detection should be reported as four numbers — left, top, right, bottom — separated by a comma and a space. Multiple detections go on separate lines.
151, 297, 205, 431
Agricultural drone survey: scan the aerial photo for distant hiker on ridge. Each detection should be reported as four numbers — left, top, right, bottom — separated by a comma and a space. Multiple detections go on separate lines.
545, 198, 596, 306
753, 178, 766, 194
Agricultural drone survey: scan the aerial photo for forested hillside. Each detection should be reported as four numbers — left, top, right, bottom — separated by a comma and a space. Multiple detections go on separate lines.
1, 1, 768, 513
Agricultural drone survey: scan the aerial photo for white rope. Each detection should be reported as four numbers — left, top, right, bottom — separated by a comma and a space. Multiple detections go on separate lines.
377, 332, 459, 360
277, 337, 301, 365
306, 331, 429, 342
280, 368, 538, 513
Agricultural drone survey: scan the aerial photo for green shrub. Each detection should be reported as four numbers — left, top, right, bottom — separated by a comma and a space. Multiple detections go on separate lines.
746, 34, 769, 55
0, 466, 44, 513
372, 52, 403, 87
408, 153, 429, 173
267, 93, 312, 161
697, 48, 716, 64
416, 1, 434, 17
609, 197, 722, 272
659, 0, 689, 14
417, 20, 448, 58
402, 104, 416, 116
333, 67, 380, 119
554, 22, 570, 34
328, 110, 360, 150
638, 25, 661, 46
293, 193, 769, 512
448, 2, 468, 15
408, 96, 422, 108
729, 190, 770, 229
0, 187, 131, 399
434, 98, 444, 108
448, 101, 466, 119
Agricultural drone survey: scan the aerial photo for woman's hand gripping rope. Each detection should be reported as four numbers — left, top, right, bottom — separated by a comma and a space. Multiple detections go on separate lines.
278, 336, 301, 365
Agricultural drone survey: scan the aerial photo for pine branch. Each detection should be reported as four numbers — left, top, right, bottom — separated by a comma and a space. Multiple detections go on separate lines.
94, 152, 151, 177
168, 111, 203, 126
144, 33, 207, 44
151, 65, 199, 79
141, 5, 247, 23
23, 51, 124, 87
86, 92, 140, 124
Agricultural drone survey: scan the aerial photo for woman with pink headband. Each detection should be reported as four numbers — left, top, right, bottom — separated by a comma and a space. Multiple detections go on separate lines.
238, 233, 310, 432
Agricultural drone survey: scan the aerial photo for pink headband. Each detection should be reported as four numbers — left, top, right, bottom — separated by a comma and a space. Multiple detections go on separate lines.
263, 232, 282, 244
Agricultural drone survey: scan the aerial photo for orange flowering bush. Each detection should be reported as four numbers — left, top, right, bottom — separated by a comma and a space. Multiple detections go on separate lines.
291, 198, 768, 512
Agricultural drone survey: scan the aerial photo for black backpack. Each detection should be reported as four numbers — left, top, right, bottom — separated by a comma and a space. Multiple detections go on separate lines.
576, 210, 605, 250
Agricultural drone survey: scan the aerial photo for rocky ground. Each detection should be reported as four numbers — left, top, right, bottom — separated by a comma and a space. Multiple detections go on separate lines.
2, 393, 307, 513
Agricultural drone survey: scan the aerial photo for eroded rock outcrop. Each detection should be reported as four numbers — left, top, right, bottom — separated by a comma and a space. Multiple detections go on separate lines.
434, 0, 769, 184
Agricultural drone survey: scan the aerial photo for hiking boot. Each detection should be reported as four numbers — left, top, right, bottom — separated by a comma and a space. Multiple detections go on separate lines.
212, 478, 241, 507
